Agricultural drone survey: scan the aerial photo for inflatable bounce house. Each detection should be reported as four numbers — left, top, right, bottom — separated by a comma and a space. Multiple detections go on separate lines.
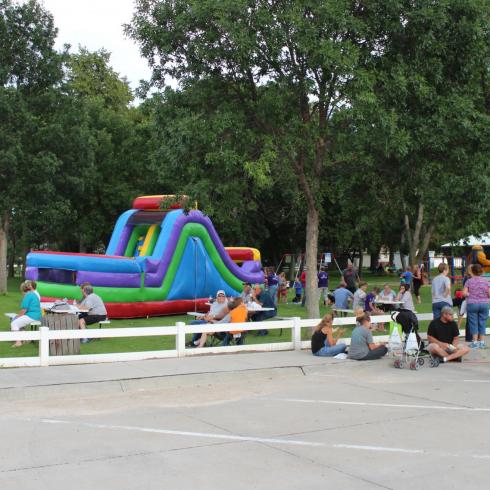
25, 196, 264, 318
470, 245, 490, 275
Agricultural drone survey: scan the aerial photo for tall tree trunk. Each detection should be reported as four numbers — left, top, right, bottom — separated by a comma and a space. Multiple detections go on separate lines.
404, 203, 425, 267
304, 206, 320, 319
0, 213, 9, 294
8, 235, 15, 278
358, 249, 364, 277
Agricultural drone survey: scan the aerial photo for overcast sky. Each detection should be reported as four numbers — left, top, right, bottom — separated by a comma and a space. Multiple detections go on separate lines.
41, 0, 153, 91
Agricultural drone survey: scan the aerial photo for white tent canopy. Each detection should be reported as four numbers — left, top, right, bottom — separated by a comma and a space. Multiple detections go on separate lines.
442, 233, 490, 247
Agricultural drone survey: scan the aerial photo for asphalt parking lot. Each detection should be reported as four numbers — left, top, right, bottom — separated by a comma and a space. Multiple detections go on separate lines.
1, 350, 489, 490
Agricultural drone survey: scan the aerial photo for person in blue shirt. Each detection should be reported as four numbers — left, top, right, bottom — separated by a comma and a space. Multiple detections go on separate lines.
317, 267, 329, 306
400, 266, 413, 286
292, 279, 302, 303
11, 281, 41, 347
333, 283, 354, 310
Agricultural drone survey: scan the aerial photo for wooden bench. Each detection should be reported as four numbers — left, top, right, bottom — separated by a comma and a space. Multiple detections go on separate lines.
4, 313, 40, 331
98, 319, 111, 328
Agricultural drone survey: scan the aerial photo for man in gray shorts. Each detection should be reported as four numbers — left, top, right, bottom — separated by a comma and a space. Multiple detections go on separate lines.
78, 285, 107, 343
427, 306, 470, 362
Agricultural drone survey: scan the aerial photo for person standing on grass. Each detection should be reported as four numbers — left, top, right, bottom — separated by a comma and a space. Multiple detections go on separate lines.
300, 268, 307, 306
317, 266, 329, 306
400, 266, 413, 287
267, 267, 279, 306
311, 314, 347, 357
463, 264, 490, 349
347, 313, 387, 360
10, 281, 42, 348
431, 263, 452, 319
427, 306, 471, 362
342, 262, 358, 294
412, 265, 422, 304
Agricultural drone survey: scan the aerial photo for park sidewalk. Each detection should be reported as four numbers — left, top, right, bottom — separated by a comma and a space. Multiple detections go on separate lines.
1, 347, 488, 402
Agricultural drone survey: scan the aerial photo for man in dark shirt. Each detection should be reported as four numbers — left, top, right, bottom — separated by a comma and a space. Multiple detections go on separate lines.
251, 284, 277, 336
342, 263, 358, 294
427, 306, 470, 362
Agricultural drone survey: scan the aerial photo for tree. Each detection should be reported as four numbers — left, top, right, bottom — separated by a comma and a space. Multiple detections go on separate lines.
127, 0, 389, 317
0, 0, 63, 293
350, 0, 490, 266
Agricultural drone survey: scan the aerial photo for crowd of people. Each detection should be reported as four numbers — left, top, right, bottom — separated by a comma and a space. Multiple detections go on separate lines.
8, 260, 488, 362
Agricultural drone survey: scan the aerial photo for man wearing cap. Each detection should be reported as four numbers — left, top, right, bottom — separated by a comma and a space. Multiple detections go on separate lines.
427, 306, 470, 363
187, 290, 230, 347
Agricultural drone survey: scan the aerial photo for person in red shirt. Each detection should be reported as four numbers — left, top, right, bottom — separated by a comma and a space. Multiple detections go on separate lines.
301, 269, 307, 306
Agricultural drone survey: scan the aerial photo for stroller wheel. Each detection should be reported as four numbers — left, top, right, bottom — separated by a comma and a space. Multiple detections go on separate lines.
417, 358, 424, 366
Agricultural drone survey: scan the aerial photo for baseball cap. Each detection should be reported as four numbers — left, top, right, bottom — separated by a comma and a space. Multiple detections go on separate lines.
216, 290, 226, 297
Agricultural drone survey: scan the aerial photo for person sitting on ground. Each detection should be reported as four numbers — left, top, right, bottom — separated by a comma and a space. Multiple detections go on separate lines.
222, 297, 248, 346
395, 283, 416, 312
332, 282, 353, 315
311, 313, 347, 357
78, 285, 108, 344
187, 290, 229, 348
10, 281, 42, 348
241, 283, 253, 304
347, 313, 388, 361
250, 284, 277, 335
426, 306, 470, 362
353, 282, 368, 310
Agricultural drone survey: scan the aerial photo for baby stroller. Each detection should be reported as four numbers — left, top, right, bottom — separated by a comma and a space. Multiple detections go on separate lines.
390, 310, 440, 369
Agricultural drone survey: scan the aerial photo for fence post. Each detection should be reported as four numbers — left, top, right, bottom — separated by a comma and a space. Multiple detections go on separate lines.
293, 317, 302, 350
176, 321, 186, 357
39, 326, 50, 367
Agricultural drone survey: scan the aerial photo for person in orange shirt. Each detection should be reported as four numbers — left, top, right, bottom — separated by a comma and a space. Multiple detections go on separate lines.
222, 297, 248, 346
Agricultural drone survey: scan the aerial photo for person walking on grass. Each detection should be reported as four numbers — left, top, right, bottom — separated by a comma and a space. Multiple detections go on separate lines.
431, 263, 452, 319
311, 314, 347, 357
463, 264, 490, 349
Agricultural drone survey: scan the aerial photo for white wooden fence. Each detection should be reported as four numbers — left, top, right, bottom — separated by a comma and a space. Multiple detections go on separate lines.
0, 312, 481, 368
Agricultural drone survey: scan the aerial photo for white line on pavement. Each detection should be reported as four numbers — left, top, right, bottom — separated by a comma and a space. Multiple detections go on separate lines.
23, 417, 490, 461
37, 418, 324, 447
267, 398, 490, 412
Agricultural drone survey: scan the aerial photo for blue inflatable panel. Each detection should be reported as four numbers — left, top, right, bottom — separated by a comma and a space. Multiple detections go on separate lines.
166, 237, 239, 300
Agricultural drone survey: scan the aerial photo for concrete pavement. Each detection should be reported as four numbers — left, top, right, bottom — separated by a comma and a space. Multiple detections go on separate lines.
1, 348, 489, 489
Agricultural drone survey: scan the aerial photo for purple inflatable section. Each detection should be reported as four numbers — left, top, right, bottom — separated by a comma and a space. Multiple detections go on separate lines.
61, 210, 263, 288
113, 225, 133, 256
25, 267, 38, 280
143, 211, 263, 287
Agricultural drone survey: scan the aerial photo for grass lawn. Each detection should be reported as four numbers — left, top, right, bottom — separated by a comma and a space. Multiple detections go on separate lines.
0, 272, 444, 359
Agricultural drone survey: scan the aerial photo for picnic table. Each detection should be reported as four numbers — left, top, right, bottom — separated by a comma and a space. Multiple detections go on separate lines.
374, 299, 404, 312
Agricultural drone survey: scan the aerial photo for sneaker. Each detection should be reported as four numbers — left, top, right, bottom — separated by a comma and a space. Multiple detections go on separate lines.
469, 342, 479, 349
81, 338, 90, 344
479, 341, 486, 349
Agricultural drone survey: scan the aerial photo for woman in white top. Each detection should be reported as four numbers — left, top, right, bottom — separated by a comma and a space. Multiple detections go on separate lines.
395, 283, 415, 312
379, 283, 396, 301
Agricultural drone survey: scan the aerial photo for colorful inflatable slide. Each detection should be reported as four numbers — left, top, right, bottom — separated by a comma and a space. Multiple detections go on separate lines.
26, 196, 264, 318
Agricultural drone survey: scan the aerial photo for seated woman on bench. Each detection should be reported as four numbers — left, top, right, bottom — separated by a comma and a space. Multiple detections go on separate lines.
311, 314, 347, 357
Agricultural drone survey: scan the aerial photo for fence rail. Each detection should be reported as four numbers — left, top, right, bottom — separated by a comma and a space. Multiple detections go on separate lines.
0, 312, 481, 368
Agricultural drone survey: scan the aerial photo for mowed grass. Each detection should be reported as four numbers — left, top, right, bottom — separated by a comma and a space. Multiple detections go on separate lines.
0, 272, 445, 359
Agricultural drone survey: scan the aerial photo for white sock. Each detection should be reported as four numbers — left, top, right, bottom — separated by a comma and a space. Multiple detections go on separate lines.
442, 357, 447, 363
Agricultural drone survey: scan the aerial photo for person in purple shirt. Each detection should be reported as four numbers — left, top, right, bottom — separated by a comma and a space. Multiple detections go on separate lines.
463, 264, 490, 349
317, 267, 329, 306
267, 267, 279, 306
